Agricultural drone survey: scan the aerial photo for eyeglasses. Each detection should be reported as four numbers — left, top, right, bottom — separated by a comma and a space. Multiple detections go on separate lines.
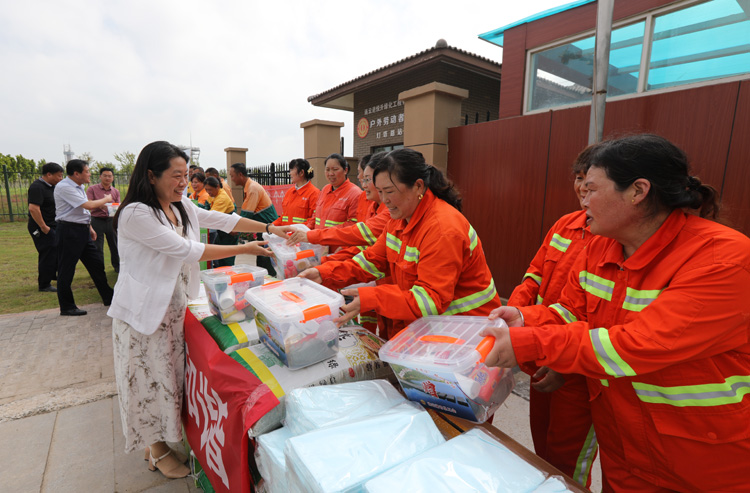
361, 178, 372, 185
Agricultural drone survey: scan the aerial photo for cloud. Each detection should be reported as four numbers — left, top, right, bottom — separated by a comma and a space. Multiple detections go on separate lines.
0, 0, 571, 168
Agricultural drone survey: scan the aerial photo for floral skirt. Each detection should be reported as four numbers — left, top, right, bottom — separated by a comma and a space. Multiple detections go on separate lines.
112, 265, 189, 453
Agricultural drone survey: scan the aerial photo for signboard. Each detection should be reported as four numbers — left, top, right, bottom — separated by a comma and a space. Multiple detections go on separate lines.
357, 117, 370, 138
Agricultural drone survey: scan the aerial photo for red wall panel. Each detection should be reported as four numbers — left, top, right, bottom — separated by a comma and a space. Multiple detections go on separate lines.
449, 113, 551, 298
498, 24, 527, 119
720, 80, 750, 236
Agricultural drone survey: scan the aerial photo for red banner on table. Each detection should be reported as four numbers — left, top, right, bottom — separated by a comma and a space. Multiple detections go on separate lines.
183, 310, 279, 492
262, 184, 292, 217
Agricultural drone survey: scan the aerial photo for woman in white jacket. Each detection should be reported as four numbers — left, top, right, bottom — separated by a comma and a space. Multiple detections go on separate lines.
108, 141, 281, 479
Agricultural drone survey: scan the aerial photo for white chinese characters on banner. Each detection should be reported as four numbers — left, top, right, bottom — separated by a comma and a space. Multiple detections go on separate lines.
186, 350, 230, 489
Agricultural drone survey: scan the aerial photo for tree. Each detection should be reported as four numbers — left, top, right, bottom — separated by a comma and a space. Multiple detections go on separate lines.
114, 151, 136, 175
78, 151, 94, 164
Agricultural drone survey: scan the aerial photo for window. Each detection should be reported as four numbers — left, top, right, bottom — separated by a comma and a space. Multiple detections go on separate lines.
371, 144, 404, 154
526, 0, 750, 112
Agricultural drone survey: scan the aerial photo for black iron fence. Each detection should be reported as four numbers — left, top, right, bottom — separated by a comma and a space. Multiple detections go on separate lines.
1, 165, 132, 222
247, 162, 290, 186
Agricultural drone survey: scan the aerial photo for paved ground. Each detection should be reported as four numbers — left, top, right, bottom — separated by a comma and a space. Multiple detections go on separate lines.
0, 296, 600, 492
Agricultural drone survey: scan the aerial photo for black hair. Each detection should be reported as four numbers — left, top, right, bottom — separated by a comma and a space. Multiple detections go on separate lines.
191, 172, 206, 184
205, 167, 220, 176
572, 145, 595, 174
325, 153, 349, 173
66, 159, 87, 176
189, 165, 198, 170
114, 141, 192, 232
358, 154, 372, 171
205, 176, 221, 188
589, 134, 719, 220
42, 162, 63, 175
99, 167, 114, 175
230, 162, 247, 176
371, 148, 462, 212
289, 158, 314, 180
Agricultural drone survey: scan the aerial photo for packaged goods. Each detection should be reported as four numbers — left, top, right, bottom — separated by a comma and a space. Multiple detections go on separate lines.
200, 265, 267, 324
246, 278, 342, 369
283, 380, 406, 436
106, 202, 120, 217
379, 316, 515, 422
285, 402, 445, 493
364, 428, 547, 493
255, 426, 294, 493
263, 224, 326, 279
231, 327, 394, 437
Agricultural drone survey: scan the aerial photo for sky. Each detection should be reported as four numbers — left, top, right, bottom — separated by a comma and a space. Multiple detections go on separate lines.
0, 0, 573, 170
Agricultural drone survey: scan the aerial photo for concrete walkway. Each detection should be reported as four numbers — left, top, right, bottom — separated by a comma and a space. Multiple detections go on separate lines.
0, 301, 600, 492
0, 304, 197, 493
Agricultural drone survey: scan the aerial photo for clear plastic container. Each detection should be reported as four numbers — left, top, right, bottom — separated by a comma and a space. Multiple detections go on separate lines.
378, 316, 515, 423
106, 203, 120, 217
263, 224, 327, 280
199, 264, 267, 324
245, 278, 343, 369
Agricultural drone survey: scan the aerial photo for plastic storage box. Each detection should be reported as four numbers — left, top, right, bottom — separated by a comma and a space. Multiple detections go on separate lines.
106, 203, 120, 217
378, 316, 515, 423
199, 265, 267, 324
245, 278, 343, 369
263, 225, 327, 280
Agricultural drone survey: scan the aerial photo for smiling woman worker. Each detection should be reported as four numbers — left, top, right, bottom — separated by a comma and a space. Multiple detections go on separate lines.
306, 153, 360, 231
483, 134, 750, 492
300, 148, 501, 339
109, 141, 281, 480
272, 158, 319, 226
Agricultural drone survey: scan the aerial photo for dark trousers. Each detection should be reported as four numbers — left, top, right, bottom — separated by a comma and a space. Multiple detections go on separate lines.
91, 216, 120, 272
56, 221, 114, 311
28, 220, 57, 289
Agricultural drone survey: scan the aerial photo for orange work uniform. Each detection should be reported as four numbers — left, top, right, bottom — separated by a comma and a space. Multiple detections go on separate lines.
272, 181, 320, 226
306, 179, 360, 230
512, 210, 750, 492
316, 190, 501, 339
508, 210, 597, 487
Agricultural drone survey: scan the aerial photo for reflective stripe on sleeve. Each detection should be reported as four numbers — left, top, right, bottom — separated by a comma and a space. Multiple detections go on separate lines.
622, 287, 662, 312
632, 375, 750, 407
550, 233, 572, 253
352, 252, 385, 280
315, 217, 321, 226
468, 225, 478, 253
292, 217, 306, 223
535, 294, 544, 305
550, 303, 577, 324
281, 215, 289, 222
386, 233, 402, 254
356, 222, 377, 245
443, 280, 497, 315
589, 327, 636, 377
403, 246, 420, 263
324, 219, 344, 227
579, 271, 615, 301
523, 272, 542, 286
411, 285, 439, 317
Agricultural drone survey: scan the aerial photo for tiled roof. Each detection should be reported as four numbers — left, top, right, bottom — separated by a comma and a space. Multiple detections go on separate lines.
307, 40, 501, 103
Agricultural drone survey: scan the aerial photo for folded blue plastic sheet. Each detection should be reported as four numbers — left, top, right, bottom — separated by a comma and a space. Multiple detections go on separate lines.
254, 426, 294, 493
364, 428, 548, 493
283, 380, 406, 436
284, 402, 445, 493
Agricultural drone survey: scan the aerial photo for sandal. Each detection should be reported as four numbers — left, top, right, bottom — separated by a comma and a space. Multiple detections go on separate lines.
147, 448, 190, 479
145, 446, 188, 464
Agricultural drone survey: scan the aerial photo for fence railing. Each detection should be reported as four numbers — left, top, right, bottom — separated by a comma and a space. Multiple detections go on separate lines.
1, 166, 132, 222
247, 162, 291, 186
2, 162, 289, 221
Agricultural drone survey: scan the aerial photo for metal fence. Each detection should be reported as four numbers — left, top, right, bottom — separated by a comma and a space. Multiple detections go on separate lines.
1, 166, 132, 222
247, 162, 290, 186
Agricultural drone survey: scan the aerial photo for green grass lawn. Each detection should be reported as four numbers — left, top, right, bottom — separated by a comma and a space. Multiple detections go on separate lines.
0, 220, 120, 314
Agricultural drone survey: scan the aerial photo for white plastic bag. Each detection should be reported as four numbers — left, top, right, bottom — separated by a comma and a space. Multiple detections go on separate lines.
531, 476, 573, 492
364, 428, 547, 493
283, 380, 406, 436
254, 426, 294, 493
285, 402, 445, 493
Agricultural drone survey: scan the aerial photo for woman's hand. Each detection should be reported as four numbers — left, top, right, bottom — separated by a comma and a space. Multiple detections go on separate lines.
298, 268, 322, 284
488, 306, 525, 327
286, 229, 309, 246
479, 323, 518, 368
334, 288, 360, 326
531, 366, 565, 393
268, 224, 289, 238
244, 240, 272, 257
